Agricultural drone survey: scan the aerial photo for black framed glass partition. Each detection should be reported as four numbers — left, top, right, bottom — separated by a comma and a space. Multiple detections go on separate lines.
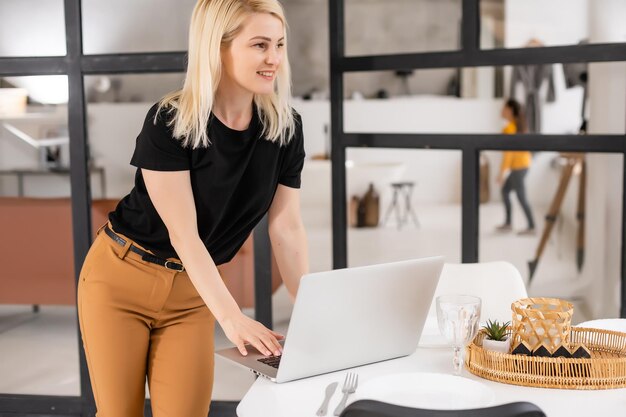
329, 0, 626, 322
0, 75, 80, 399
1, 0, 625, 415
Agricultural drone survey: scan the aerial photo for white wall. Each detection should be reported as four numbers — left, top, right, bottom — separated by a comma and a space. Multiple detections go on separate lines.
585, 0, 626, 319
505, 0, 589, 48
81, 0, 195, 54
86, 104, 148, 198
0, 0, 66, 57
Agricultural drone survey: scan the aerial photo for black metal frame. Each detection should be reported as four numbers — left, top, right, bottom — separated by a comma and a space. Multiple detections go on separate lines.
0, 1, 255, 416
1, 1, 625, 415
329, 0, 626, 317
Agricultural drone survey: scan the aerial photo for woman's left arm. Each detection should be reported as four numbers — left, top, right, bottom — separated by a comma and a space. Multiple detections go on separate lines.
268, 184, 309, 302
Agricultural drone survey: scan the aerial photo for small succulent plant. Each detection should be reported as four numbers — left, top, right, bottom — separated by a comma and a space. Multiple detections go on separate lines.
482, 319, 510, 341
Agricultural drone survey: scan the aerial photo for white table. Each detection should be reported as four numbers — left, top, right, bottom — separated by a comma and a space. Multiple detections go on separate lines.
237, 346, 626, 417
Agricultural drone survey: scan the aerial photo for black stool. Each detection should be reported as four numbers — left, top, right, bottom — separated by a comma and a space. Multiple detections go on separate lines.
383, 182, 420, 229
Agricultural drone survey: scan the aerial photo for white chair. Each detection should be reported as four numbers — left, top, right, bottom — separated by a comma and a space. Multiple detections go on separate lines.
427, 261, 528, 324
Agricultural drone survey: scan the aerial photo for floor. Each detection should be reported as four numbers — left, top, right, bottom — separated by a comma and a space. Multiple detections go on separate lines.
0, 203, 598, 400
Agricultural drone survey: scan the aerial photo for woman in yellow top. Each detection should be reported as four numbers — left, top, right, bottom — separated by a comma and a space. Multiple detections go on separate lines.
496, 98, 535, 235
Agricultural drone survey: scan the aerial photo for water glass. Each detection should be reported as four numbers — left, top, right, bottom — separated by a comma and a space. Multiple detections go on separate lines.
436, 295, 481, 375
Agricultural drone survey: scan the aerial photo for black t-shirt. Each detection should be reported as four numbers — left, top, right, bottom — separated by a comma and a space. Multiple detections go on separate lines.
108, 103, 305, 265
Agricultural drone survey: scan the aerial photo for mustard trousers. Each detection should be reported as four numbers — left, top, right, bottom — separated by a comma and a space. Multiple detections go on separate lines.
78, 225, 215, 417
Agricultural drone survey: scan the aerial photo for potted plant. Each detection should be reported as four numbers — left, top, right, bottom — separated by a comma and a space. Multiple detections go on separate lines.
482, 320, 511, 353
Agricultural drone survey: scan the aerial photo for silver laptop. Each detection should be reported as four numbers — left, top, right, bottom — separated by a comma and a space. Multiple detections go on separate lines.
216, 256, 443, 383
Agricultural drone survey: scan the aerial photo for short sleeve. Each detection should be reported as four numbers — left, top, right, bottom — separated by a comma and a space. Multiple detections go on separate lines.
278, 113, 306, 189
502, 123, 516, 135
130, 104, 191, 171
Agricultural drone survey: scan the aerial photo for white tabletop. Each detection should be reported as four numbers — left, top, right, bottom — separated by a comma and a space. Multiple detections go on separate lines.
577, 318, 626, 333
236, 346, 626, 417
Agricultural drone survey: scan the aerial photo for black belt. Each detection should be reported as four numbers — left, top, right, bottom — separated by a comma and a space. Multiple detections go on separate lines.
104, 226, 185, 272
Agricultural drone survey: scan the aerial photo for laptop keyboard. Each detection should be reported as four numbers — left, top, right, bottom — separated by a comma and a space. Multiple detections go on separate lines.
257, 355, 282, 369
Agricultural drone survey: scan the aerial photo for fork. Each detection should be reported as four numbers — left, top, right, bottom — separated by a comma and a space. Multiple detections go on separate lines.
333, 372, 359, 416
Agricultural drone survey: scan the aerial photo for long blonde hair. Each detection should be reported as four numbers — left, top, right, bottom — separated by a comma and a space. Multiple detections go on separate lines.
156, 0, 295, 149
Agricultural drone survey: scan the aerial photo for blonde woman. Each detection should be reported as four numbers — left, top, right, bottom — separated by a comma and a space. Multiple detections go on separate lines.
77, 1, 308, 415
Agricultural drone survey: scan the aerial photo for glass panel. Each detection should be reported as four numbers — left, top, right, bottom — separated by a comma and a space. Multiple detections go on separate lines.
0, 0, 66, 57
343, 68, 460, 100
480, 0, 626, 49
0, 76, 72, 194
81, 0, 196, 54
85, 73, 185, 105
296, 100, 332, 271
84, 73, 185, 200
0, 76, 80, 395
344, 0, 462, 56
342, 62, 626, 135
345, 148, 462, 267
284, 0, 330, 97
478, 151, 623, 322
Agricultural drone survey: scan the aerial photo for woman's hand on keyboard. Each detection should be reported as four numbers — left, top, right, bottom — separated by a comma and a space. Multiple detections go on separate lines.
220, 312, 284, 357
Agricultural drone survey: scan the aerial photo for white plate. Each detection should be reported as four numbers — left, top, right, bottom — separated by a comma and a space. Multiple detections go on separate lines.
576, 319, 626, 333
353, 372, 495, 410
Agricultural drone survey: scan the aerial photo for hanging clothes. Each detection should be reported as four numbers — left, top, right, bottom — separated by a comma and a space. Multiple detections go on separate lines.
509, 64, 556, 133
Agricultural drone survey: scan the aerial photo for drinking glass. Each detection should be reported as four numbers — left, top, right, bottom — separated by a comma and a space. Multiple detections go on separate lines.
436, 295, 481, 375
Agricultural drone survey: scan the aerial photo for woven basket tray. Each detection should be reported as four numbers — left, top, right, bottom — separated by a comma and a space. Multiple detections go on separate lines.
465, 327, 626, 389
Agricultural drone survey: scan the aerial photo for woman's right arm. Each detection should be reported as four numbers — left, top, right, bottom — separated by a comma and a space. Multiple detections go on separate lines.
142, 168, 283, 357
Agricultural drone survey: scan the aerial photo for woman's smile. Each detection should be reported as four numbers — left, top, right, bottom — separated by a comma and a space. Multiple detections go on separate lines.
257, 70, 275, 80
